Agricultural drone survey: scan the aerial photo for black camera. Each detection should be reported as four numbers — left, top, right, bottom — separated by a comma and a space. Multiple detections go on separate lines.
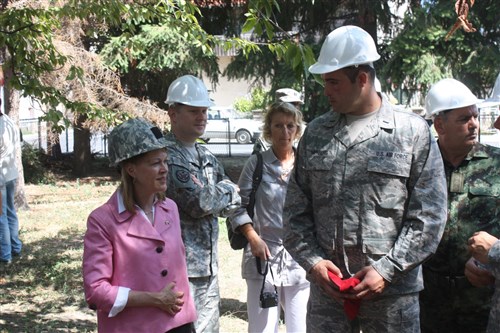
260, 291, 278, 308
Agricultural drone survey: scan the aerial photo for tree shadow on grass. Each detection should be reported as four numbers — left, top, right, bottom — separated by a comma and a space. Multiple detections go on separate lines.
0, 312, 96, 333
221, 297, 248, 322
0, 228, 97, 332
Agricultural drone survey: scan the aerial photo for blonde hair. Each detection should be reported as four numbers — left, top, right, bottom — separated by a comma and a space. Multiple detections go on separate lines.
118, 152, 166, 213
262, 102, 304, 143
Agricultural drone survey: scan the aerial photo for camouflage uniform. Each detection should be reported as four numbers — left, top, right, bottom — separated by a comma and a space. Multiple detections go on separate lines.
420, 142, 500, 333
487, 240, 500, 333
164, 132, 241, 333
283, 98, 448, 332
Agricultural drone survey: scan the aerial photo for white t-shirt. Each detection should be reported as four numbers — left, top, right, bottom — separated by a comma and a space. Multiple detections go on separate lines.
345, 110, 379, 142
0, 114, 20, 183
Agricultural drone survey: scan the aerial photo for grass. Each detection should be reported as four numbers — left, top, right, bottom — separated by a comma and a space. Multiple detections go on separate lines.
0, 180, 252, 333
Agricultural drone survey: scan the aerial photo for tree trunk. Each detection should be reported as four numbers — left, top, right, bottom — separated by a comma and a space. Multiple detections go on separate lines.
73, 113, 92, 177
3, 80, 29, 210
46, 125, 62, 159
357, 1, 378, 46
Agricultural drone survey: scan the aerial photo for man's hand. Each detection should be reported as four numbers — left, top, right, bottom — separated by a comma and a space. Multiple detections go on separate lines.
464, 257, 495, 287
309, 260, 344, 302
468, 231, 498, 264
350, 266, 387, 300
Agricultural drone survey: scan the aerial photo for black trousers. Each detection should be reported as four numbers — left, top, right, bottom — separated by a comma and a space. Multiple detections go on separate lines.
166, 322, 195, 333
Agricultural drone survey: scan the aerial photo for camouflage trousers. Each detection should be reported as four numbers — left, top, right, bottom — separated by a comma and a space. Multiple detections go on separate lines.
189, 275, 220, 333
487, 288, 499, 333
420, 269, 492, 333
307, 282, 420, 333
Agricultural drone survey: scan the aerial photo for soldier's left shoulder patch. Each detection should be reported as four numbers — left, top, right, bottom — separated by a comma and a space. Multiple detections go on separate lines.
171, 165, 196, 189
176, 169, 191, 183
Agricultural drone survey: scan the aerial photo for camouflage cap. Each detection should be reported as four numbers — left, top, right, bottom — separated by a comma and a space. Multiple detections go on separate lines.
108, 118, 167, 166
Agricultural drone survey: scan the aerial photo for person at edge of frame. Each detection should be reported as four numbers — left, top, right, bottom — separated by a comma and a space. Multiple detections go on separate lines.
0, 97, 23, 267
420, 78, 500, 333
468, 231, 500, 333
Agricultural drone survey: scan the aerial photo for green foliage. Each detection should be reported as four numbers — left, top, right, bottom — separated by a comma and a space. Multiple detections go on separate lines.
21, 143, 55, 184
233, 86, 269, 114
1, 1, 222, 128
3, 0, 498, 133
233, 98, 253, 114
1, 6, 82, 124
241, 1, 319, 83
380, 0, 500, 103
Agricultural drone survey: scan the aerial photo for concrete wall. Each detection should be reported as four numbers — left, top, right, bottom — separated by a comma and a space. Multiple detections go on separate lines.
202, 56, 266, 107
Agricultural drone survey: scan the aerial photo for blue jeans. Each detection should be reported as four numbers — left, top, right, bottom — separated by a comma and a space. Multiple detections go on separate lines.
0, 179, 22, 261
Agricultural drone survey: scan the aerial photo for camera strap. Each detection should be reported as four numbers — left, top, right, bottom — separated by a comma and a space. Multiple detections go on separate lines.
256, 258, 278, 296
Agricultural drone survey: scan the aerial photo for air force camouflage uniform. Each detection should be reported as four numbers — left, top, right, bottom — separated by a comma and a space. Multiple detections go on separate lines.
421, 142, 500, 333
283, 98, 448, 332
165, 132, 241, 332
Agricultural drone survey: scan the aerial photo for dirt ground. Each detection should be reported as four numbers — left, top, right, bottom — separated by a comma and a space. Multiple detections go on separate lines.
218, 156, 249, 182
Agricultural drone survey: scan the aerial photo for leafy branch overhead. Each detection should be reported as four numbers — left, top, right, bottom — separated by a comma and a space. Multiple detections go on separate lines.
240, 0, 317, 81
1, 0, 499, 131
1, 1, 176, 131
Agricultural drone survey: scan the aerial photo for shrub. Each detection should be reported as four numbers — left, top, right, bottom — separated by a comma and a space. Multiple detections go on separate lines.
233, 87, 269, 115
21, 143, 55, 184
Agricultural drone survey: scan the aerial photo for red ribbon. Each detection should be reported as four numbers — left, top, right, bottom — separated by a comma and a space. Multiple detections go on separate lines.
327, 271, 361, 320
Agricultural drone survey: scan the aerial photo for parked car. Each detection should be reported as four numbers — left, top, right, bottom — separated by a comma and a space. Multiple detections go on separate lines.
202, 107, 262, 144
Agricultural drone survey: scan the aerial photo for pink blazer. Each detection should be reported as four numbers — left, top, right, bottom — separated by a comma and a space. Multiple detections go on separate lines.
83, 190, 196, 333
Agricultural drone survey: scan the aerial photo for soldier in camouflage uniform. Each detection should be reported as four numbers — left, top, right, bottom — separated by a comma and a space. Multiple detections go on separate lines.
164, 75, 241, 333
283, 25, 448, 333
468, 231, 500, 333
420, 78, 500, 333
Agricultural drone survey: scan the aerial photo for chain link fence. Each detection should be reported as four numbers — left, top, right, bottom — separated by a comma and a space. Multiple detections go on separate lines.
19, 118, 253, 158
20, 110, 498, 158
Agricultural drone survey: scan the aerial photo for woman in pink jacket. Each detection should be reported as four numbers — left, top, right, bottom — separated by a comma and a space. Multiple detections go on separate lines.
82, 118, 196, 333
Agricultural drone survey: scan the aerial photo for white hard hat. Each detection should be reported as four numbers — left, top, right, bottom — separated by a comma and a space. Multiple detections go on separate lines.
275, 88, 304, 104
425, 78, 480, 117
478, 72, 500, 108
165, 75, 214, 107
309, 25, 380, 74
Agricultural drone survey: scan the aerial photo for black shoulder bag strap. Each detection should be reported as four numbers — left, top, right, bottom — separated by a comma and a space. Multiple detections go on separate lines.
246, 152, 263, 219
